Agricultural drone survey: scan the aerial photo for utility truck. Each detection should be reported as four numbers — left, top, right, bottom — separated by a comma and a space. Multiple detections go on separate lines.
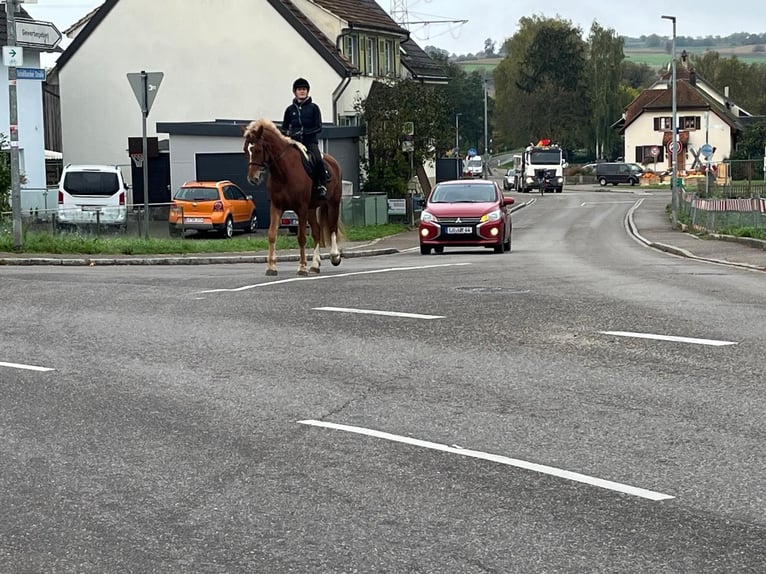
518, 139, 566, 193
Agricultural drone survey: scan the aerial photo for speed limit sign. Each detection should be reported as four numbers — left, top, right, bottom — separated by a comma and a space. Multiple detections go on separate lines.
667, 140, 682, 154
650, 145, 660, 157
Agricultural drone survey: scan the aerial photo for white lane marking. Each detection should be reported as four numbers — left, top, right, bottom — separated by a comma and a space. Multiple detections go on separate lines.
0, 361, 55, 372
580, 201, 637, 206
599, 331, 737, 347
314, 306, 445, 320
298, 420, 675, 501
199, 262, 471, 293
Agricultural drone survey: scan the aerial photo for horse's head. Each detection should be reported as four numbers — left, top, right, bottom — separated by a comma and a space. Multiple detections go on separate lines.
242, 121, 267, 185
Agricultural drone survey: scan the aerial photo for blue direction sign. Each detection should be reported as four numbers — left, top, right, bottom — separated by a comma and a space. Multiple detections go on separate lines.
16, 67, 45, 80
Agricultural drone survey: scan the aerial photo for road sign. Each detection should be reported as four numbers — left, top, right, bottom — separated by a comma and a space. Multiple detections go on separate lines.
667, 140, 681, 154
16, 67, 45, 80
2, 45, 23, 67
699, 143, 714, 159
15, 18, 62, 49
650, 145, 660, 158
127, 71, 164, 115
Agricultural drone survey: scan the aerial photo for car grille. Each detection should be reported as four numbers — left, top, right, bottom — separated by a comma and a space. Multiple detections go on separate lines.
438, 216, 482, 224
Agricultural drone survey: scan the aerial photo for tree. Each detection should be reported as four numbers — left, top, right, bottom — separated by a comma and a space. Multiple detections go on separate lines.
355, 79, 450, 196
493, 16, 590, 150
587, 23, 624, 160
483, 38, 496, 58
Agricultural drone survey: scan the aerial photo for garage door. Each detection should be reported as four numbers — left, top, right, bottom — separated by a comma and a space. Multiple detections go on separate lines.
195, 153, 270, 228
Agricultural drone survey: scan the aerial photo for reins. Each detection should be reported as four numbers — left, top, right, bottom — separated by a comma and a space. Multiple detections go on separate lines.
247, 136, 292, 170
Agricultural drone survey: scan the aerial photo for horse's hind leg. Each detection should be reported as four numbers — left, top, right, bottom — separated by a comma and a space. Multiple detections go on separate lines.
327, 201, 342, 267
266, 205, 280, 276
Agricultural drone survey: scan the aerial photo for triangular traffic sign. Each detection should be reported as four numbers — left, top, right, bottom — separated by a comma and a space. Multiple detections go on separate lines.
127, 71, 164, 115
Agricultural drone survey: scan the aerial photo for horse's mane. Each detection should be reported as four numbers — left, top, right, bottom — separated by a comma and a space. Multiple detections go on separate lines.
243, 118, 308, 158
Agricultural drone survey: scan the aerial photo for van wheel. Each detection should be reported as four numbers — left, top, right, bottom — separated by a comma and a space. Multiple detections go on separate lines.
599, 177, 607, 186
220, 217, 234, 239
630, 178, 637, 186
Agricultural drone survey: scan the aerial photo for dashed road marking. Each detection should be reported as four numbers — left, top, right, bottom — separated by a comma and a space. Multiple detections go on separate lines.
0, 361, 55, 372
314, 307, 444, 320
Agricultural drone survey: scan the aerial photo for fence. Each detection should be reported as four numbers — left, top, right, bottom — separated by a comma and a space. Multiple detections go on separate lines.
1, 194, 394, 242
679, 190, 765, 234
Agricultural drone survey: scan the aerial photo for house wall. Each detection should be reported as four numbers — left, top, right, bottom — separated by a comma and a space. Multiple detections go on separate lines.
58, 0, 340, 177
1, 50, 48, 215
625, 110, 733, 168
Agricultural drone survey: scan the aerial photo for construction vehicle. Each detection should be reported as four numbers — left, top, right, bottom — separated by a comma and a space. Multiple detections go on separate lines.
518, 139, 566, 193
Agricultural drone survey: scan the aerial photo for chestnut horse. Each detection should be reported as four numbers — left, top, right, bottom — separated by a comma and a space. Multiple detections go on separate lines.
241, 119, 343, 276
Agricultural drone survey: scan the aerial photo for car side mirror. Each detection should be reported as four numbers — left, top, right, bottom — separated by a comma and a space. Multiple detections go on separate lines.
503, 196, 515, 206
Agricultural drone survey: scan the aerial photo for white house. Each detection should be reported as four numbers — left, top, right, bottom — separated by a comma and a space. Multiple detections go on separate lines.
616, 58, 755, 173
44, 0, 446, 195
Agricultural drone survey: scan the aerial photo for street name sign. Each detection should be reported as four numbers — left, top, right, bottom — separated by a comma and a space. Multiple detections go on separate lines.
16, 66, 45, 80
15, 18, 62, 49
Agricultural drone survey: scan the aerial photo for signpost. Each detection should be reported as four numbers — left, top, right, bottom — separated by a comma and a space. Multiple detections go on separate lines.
127, 71, 164, 238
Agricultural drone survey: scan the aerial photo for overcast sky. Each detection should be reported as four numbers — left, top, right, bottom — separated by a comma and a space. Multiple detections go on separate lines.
27, 0, 766, 67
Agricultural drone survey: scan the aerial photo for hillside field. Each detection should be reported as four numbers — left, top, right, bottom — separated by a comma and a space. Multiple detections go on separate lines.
456, 45, 766, 75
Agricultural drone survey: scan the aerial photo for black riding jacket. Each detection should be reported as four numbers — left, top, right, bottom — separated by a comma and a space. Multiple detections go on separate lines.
281, 96, 322, 145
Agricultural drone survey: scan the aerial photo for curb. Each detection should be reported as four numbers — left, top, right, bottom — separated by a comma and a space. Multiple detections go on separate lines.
0, 247, 400, 266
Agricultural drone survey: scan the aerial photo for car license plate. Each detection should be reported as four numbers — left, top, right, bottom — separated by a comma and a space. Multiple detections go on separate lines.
446, 226, 472, 234
184, 217, 204, 223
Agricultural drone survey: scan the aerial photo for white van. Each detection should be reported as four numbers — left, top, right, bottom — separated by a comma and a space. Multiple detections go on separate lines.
462, 155, 484, 178
57, 164, 128, 229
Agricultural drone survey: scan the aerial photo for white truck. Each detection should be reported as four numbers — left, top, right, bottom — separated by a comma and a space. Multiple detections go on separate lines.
518, 140, 566, 193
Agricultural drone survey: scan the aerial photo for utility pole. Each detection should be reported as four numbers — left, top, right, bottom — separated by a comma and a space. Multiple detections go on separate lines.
662, 15, 678, 228
5, 0, 23, 250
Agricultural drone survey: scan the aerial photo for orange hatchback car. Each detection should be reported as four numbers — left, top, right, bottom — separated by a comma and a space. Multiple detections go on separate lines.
169, 180, 258, 238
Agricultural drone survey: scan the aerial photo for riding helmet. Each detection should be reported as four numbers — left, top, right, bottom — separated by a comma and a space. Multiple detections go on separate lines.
292, 77, 310, 92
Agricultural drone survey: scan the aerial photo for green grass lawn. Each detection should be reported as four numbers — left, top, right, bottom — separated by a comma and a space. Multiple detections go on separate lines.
0, 223, 410, 256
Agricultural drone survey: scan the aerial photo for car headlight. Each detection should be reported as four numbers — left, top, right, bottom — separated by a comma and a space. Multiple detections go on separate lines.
420, 211, 438, 223
557, 177, 563, 183
526, 177, 534, 183
481, 209, 502, 222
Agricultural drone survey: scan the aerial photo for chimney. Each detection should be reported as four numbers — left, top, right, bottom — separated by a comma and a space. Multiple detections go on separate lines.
724, 86, 729, 98
690, 69, 697, 86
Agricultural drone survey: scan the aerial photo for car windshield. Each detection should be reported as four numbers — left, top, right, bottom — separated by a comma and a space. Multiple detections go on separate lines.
430, 184, 497, 203
465, 159, 482, 168
174, 187, 219, 201
530, 150, 562, 164
63, 172, 120, 196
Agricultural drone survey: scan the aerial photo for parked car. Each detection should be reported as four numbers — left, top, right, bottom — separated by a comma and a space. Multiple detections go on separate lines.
418, 179, 514, 255
595, 162, 644, 186
503, 168, 517, 191
56, 164, 128, 231
168, 180, 257, 238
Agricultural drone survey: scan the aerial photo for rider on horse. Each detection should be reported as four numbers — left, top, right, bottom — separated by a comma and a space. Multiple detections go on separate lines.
281, 77, 328, 200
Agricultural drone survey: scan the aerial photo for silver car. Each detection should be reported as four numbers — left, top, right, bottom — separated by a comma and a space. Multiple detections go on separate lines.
503, 169, 516, 191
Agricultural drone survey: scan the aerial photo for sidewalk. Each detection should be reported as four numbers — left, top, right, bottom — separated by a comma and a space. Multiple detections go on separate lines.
1, 197, 764, 269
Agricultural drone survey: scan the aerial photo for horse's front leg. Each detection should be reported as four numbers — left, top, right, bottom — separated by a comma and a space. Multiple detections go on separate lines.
296, 211, 309, 276
307, 208, 321, 274
266, 205, 281, 276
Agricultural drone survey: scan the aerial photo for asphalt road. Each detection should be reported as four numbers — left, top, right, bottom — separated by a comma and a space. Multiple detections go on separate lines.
2, 188, 765, 573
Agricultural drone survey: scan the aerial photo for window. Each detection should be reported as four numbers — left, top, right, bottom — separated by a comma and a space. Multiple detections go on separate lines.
366, 37, 378, 76
635, 145, 665, 164
653, 117, 673, 131
681, 116, 701, 130
383, 40, 395, 76
342, 35, 358, 67
338, 115, 359, 127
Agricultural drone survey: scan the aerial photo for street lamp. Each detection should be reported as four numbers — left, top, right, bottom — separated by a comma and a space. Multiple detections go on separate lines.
662, 14, 678, 227
483, 78, 489, 158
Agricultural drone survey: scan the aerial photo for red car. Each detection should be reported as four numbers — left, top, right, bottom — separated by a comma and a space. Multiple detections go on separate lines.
419, 179, 514, 255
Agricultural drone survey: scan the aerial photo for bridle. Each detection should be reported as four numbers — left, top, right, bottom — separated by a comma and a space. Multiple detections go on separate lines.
247, 136, 292, 171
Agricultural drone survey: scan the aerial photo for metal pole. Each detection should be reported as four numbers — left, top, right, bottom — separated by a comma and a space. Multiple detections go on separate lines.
455, 113, 460, 153
141, 71, 150, 239
6, 0, 22, 250
662, 15, 678, 227
483, 80, 488, 157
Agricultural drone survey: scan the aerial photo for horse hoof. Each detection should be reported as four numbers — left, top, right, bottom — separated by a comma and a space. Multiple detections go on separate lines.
309, 266, 320, 274
266, 269, 278, 276
297, 269, 308, 276
331, 254, 342, 266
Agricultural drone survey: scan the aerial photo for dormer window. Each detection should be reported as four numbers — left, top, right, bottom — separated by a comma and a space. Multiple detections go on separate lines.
366, 37, 378, 76
343, 34, 358, 67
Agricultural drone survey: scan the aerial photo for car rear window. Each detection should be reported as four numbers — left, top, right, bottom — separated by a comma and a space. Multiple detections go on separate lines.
174, 187, 220, 201
63, 172, 120, 196
430, 183, 497, 203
